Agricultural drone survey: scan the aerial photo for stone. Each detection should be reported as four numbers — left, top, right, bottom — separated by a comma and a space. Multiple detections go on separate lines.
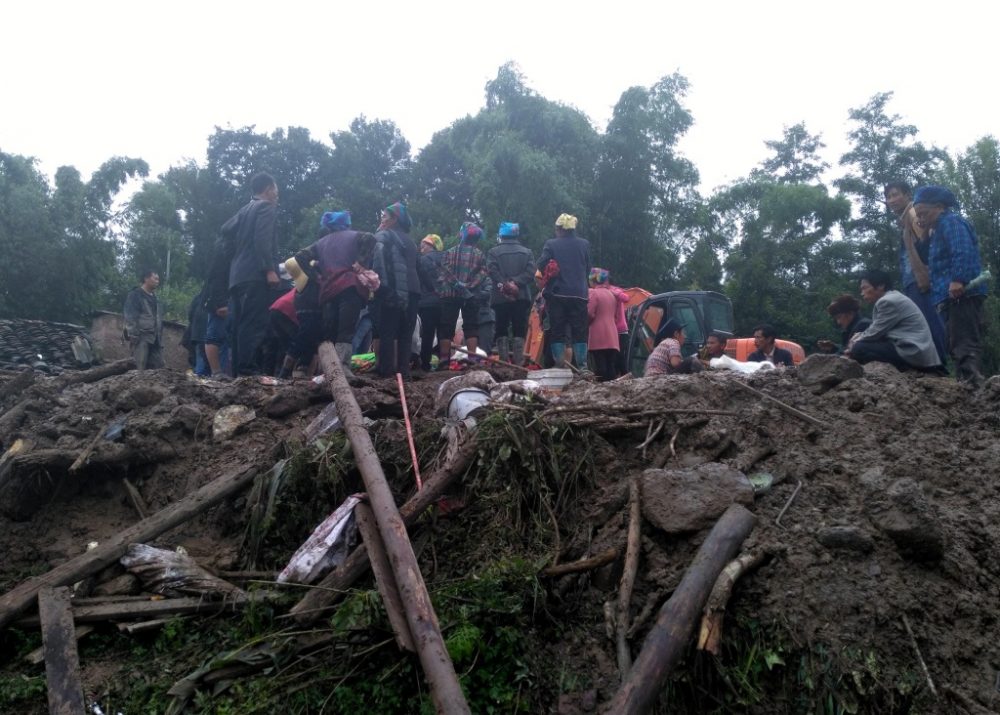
91, 573, 140, 597
867, 478, 945, 562
816, 526, 875, 554
265, 390, 310, 418
797, 354, 864, 394
640, 463, 754, 534
212, 405, 256, 441
171, 403, 207, 433
115, 385, 166, 410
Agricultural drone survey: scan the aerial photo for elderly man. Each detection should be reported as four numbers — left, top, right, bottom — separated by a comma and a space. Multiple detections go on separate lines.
846, 269, 941, 372
123, 269, 164, 370
885, 181, 947, 362
537, 213, 592, 370
914, 185, 989, 386
372, 202, 420, 379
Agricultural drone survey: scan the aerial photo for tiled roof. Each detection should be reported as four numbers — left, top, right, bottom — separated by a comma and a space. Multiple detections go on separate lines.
0, 319, 95, 371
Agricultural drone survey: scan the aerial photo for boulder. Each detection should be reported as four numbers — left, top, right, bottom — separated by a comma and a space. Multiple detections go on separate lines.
640, 463, 754, 534
866, 478, 945, 562
797, 354, 864, 394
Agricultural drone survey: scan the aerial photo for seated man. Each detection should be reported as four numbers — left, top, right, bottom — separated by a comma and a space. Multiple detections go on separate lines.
645, 318, 703, 376
701, 330, 729, 361
817, 294, 872, 353
747, 324, 794, 366
846, 269, 942, 372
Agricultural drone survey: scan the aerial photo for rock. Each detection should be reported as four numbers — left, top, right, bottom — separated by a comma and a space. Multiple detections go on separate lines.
797, 354, 864, 394
640, 463, 754, 534
212, 405, 256, 441
171, 403, 207, 433
867, 478, 945, 562
91, 573, 141, 596
115, 385, 166, 410
816, 526, 875, 553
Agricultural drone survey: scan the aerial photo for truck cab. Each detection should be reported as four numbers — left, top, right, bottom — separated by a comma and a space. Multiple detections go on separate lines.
625, 291, 735, 376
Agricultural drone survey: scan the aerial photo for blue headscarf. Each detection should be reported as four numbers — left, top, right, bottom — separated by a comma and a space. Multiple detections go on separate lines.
913, 186, 960, 209
320, 211, 352, 231
460, 222, 483, 243
498, 221, 520, 238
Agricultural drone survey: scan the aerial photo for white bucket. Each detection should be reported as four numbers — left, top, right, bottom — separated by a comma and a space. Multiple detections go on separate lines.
532, 368, 574, 391
446, 388, 492, 422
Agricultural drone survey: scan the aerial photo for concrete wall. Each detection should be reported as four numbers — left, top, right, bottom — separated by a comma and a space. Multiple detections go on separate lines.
90, 312, 189, 370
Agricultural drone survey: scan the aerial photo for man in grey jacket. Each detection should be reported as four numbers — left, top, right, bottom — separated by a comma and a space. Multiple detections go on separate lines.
224, 173, 280, 376
123, 269, 164, 370
846, 269, 942, 371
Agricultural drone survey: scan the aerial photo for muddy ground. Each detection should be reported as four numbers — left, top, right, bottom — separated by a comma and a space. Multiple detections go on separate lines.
1, 359, 999, 714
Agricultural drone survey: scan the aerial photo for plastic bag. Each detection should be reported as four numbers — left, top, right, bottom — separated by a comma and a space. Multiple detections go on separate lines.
709, 355, 775, 374
277, 495, 363, 584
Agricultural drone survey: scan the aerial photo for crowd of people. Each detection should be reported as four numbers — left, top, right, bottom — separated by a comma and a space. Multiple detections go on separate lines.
123, 175, 989, 388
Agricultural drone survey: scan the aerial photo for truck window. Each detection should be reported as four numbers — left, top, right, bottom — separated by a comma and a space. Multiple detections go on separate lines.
672, 304, 703, 350
703, 297, 734, 333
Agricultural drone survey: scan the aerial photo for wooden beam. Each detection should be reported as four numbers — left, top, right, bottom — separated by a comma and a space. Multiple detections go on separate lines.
355, 502, 415, 652
16, 593, 273, 628
0, 463, 259, 632
315, 341, 470, 715
539, 547, 619, 578
38, 586, 86, 715
24, 625, 94, 666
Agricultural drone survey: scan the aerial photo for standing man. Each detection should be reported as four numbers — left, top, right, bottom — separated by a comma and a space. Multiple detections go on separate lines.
437, 222, 489, 368
747, 324, 794, 366
914, 185, 989, 386
123, 269, 164, 370
487, 221, 535, 364
845, 269, 941, 372
225, 172, 280, 376
372, 202, 420, 379
884, 181, 947, 363
537, 213, 591, 370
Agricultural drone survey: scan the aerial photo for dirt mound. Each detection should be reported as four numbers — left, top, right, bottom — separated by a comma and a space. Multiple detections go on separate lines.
2, 361, 1000, 713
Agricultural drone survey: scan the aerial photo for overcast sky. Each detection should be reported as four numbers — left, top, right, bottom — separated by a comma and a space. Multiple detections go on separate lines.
4, 0, 997, 195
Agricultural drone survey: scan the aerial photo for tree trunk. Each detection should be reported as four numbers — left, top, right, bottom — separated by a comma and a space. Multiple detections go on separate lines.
605, 504, 756, 714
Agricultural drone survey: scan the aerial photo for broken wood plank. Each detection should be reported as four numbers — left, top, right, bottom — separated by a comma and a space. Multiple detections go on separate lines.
316, 341, 470, 715
697, 549, 768, 655
68, 425, 108, 473
118, 617, 190, 634
616, 476, 642, 680
606, 504, 757, 714
540, 547, 619, 578
355, 502, 415, 652
289, 434, 478, 624
38, 586, 86, 714
26, 626, 94, 665
0, 463, 260, 632
16, 593, 274, 628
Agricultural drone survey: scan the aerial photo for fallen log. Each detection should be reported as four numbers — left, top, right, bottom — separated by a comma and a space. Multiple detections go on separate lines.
288, 434, 478, 624
540, 547, 619, 578
52, 358, 134, 391
355, 502, 415, 652
606, 503, 757, 714
615, 476, 642, 680
38, 586, 86, 715
0, 463, 260, 632
122, 478, 149, 519
315, 341, 470, 715
697, 549, 768, 655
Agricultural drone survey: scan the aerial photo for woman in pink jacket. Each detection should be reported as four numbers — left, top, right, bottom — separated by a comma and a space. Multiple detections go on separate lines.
587, 268, 625, 381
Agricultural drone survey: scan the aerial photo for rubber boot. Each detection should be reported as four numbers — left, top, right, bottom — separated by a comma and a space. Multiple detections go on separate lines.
496, 336, 510, 363
335, 342, 354, 375
572, 342, 589, 372
551, 341, 567, 368
512, 337, 525, 366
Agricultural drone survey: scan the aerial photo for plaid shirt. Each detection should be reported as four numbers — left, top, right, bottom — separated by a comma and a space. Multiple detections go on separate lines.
438, 243, 487, 299
644, 338, 681, 376
928, 211, 987, 306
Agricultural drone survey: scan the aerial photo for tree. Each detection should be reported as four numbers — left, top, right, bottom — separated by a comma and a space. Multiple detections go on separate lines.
752, 122, 829, 185
590, 73, 701, 289
835, 92, 946, 272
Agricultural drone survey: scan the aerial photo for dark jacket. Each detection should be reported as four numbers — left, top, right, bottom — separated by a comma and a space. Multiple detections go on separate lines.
538, 234, 591, 301
225, 198, 278, 289
747, 346, 794, 366
487, 238, 535, 303
373, 229, 419, 305
417, 250, 444, 308
840, 314, 872, 350
186, 288, 209, 343
123, 287, 163, 345
203, 239, 232, 312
